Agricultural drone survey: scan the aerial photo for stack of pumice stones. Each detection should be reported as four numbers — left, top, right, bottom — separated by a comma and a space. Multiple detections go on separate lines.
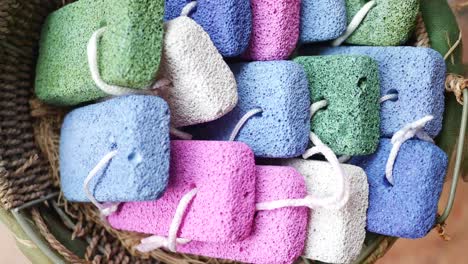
35, 0, 449, 263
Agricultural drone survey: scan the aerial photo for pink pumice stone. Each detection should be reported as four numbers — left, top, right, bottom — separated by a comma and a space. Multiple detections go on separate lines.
243, 0, 301, 61
176, 165, 309, 264
107, 140, 256, 242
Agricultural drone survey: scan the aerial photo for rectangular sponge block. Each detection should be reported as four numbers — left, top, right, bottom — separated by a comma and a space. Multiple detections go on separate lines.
314, 46, 446, 138
108, 140, 257, 243
351, 139, 448, 238
60, 95, 170, 202
35, 0, 165, 106
177, 165, 309, 264
279, 159, 368, 264
294, 55, 380, 155
242, 0, 301, 61
189, 61, 311, 158
344, 0, 419, 46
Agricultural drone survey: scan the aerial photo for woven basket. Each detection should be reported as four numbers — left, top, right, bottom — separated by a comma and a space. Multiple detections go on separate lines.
0, 0, 466, 263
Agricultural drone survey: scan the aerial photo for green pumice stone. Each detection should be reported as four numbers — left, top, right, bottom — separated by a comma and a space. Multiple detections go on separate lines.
35, 0, 164, 105
294, 55, 380, 155
345, 0, 419, 46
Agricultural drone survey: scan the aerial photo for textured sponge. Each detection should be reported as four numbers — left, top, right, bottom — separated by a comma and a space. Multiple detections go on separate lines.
278, 159, 368, 264
157, 16, 238, 127
108, 140, 256, 243
176, 165, 309, 264
35, 0, 165, 106
60, 95, 170, 202
345, 0, 419, 45
164, 0, 251, 57
313, 46, 446, 138
242, 0, 301, 61
294, 56, 380, 155
300, 0, 347, 43
189, 61, 310, 158
351, 139, 448, 238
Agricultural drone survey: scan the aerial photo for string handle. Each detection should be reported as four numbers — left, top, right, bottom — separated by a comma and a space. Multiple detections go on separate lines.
256, 132, 349, 211
83, 150, 120, 217
136, 188, 198, 253
180, 1, 197, 17
385, 115, 434, 185
332, 0, 376, 47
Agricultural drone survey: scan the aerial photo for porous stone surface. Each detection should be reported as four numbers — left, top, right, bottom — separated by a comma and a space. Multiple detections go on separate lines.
178, 165, 309, 264
315, 46, 446, 138
279, 159, 368, 264
345, 0, 419, 45
300, 0, 347, 43
294, 55, 380, 155
158, 16, 238, 127
188, 61, 310, 158
351, 139, 448, 239
242, 0, 301, 61
60, 95, 170, 202
108, 141, 256, 243
164, 0, 252, 57
35, 0, 165, 105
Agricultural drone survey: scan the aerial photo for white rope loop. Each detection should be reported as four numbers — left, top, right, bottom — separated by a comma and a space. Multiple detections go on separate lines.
229, 108, 263, 141
303, 132, 349, 209
332, 0, 377, 47
89, 26, 175, 96
87, 27, 193, 140
88, 27, 174, 96
380, 93, 399, 104
310, 100, 328, 118
83, 150, 120, 217
385, 115, 435, 185
87, 27, 150, 96
136, 188, 198, 253
256, 133, 349, 211
180, 1, 198, 17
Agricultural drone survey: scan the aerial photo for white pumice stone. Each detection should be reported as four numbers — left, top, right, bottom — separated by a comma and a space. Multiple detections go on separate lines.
279, 159, 369, 264
158, 16, 238, 127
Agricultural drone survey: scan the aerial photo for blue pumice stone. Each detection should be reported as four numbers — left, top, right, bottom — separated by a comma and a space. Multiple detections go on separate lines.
164, 0, 252, 57
300, 0, 347, 43
189, 61, 311, 158
350, 138, 448, 239
60, 95, 171, 202
314, 46, 446, 138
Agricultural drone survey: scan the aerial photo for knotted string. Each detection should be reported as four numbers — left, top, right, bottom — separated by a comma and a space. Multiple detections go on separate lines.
136, 188, 198, 253
229, 108, 263, 141
256, 132, 349, 211
385, 115, 434, 185
332, 0, 377, 47
83, 150, 120, 217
